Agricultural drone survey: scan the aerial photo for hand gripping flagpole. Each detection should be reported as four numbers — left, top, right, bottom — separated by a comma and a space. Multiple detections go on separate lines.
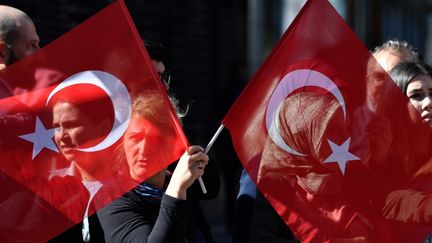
198, 124, 225, 194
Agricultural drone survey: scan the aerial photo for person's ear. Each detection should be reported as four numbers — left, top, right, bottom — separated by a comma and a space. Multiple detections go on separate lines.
0, 41, 7, 70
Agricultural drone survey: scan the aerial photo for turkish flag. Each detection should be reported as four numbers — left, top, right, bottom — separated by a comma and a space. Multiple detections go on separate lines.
0, 1, 187, 241
222, 0, 432, 242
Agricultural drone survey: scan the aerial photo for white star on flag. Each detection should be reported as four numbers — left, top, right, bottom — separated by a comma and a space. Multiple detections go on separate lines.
19, 116, 59, 159
323, 137, 360, 175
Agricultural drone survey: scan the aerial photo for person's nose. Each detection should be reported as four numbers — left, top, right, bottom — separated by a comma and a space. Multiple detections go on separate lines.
422, 95, 432, 111
137, 139, 147, 154
55, 127, 68, 142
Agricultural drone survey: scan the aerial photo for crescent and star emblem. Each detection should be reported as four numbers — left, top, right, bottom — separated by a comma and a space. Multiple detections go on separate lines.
19, 70, 132, 159
265, 69, 360, 175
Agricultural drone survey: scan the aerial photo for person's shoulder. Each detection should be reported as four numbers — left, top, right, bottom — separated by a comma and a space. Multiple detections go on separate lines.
101, 189, 157, 214
108, 190, 140, 207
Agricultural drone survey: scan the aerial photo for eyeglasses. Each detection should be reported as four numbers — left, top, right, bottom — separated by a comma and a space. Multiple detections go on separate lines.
159, 71, 171, 87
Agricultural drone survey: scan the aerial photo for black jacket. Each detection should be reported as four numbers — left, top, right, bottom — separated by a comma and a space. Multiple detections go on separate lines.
97, 191, 215, 243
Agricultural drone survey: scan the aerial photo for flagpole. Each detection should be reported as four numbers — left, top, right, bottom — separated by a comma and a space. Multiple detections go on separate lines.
198, 124, 225, 194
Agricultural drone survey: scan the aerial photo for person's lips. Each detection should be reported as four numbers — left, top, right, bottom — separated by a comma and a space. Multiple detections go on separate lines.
135, 158, 149, 166
421, 112, 431, 126
59, 144, 76, 153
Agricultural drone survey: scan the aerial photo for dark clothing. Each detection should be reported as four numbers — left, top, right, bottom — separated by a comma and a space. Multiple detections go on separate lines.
48, 213, 105, 243
233, 194, 255, 243
0, 77, 34, 139
251, 192, 299, 243
233, 169, 257, 243
0, 180, 75, 243
98, 190, 214, 243
48, 157, 218, 243
46, 173, 133, 243
0, 78, 52, 242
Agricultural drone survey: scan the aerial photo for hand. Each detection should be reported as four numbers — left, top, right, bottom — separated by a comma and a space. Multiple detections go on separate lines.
165, 145, 208, 200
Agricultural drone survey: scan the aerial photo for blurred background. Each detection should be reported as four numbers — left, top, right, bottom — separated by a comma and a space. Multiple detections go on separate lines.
2, 0, 432, 242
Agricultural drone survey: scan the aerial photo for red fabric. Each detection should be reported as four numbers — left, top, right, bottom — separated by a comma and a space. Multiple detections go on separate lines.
0, 1, 187, 241
222, 0, 432, 242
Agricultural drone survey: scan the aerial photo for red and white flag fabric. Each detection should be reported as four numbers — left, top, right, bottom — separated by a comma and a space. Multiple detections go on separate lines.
0, 1, 187, 241
222, 0, 432, 242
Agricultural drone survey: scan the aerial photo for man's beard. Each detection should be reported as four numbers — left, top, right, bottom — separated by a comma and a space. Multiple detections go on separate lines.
5, 46, 19, 65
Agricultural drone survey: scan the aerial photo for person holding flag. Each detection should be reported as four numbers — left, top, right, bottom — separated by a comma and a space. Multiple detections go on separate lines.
92, 38, 217, 242
97, 92, 214, 243
0, 1, 204, 241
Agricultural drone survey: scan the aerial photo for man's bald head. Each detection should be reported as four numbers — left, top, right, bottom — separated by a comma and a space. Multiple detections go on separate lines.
0, 6, 32, 44
0, 5, 39, 69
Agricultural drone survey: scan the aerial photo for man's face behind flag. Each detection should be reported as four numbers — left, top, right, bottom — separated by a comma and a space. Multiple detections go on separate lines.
0, 1, 187, 241
222, 0, 431, 242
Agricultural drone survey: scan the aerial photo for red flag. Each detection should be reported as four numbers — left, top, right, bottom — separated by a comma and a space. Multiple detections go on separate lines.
223, 0, 432, 242
0, 1, 187, 241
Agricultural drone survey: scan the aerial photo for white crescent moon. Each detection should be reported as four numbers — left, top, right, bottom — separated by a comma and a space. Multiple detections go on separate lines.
266, 69, 346, 156
46, 70, 132, 152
